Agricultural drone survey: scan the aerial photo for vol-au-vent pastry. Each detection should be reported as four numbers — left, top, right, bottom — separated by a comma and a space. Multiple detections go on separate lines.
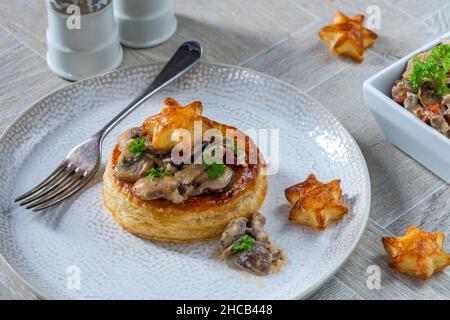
102, 98, 267, 243
382, 226, 450, 279
284, 174, 348, 229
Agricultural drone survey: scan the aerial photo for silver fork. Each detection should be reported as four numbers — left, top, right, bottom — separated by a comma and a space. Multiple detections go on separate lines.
15, 41, 203, 211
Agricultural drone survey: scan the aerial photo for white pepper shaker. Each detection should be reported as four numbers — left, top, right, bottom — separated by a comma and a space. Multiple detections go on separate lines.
46, 0, 123, 81
114, 0, 177, 48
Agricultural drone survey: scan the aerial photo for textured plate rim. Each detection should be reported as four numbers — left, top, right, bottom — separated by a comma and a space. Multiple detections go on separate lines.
0, 61, 371, 300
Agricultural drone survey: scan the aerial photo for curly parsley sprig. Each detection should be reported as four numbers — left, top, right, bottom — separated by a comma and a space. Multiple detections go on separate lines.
202, 147, 227, 180
128, 137, 146, 158
147, 167, 173, 181
409, 44, 450, 96
231, 235, 256, 253
205, 162, 226, 179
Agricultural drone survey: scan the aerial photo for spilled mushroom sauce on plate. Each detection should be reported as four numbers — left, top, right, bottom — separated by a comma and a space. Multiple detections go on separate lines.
391, 40, 450, 137
220, 213, 285, 276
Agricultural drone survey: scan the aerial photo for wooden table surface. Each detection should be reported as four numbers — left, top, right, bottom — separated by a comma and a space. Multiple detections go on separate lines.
1, 0, 449, 300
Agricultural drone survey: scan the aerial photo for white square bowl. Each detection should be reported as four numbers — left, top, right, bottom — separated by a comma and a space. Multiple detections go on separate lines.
363, 32, 450, 183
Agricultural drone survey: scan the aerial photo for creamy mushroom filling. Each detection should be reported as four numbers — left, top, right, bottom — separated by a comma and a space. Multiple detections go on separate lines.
220, 213, 285, 276
114, 128, 236, 204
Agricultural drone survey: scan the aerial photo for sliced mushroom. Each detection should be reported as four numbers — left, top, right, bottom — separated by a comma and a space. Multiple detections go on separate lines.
404, 93, 423, 118
176, 183, 195, 197
197, 166, 234, 194
234, 242, 273, 276
442, 95, 450, 108
444, 109, 450, 123
115, 153, 154, 182
249, 212, 270, 244
403, 80, 417, 93
392, 81, 408, 105
418, 82, 442, 106
221, 218, 248, 250
430, 115, 450, 137
132, 176, 186, 204
174, 164, 207, 184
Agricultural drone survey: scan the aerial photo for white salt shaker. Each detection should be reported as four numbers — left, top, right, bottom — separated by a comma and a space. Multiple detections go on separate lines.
114, 0, 177, 48
46, 0, 123, 81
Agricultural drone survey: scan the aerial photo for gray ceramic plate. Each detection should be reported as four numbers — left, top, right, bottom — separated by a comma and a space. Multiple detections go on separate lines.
0, 62, 370, 299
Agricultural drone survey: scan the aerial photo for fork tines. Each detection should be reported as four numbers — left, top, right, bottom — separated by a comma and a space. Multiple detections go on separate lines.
15, 161, 86, 211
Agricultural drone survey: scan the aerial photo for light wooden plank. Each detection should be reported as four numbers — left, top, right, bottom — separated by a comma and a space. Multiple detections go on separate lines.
134, 0, 319, 65
292, 0, 439, 59
424, 3, 450, 33
121, 48, 154, 68
386, 185, 450, 242
304, 53, 445, 227
386, 0, 449, 20
309, 277, 362, 300
0, 27, 66, 132
0, 0, 47, 57
243, 20, 353, 92
336, 219, 450, 299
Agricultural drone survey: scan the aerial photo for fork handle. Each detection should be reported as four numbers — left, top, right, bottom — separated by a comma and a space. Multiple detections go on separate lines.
95, 41, 203, 141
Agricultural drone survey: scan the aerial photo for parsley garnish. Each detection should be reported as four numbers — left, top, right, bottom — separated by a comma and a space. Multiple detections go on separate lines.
202, 149, 226, 179
128, 137, 146, 158
147, 167, 173, 181
206, 162, 226, 179
409, 44, 450, 96
231, 235, 255, 253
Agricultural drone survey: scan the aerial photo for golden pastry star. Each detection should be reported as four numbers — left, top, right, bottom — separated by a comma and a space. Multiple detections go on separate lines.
382, 226, 450, 279
319, 11, 378, 63
142, 98, 213, 151
285, 174, 348, 230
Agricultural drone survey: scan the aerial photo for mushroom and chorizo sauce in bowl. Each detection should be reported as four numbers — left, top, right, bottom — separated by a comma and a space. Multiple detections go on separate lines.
391, 40, 450, 138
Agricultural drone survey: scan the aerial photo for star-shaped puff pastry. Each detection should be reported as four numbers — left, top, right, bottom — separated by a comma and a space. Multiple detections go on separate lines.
142, 97, 214, 151
319, 12, 378, 63
285, 174, 348, 230
382, 226, 450, 279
